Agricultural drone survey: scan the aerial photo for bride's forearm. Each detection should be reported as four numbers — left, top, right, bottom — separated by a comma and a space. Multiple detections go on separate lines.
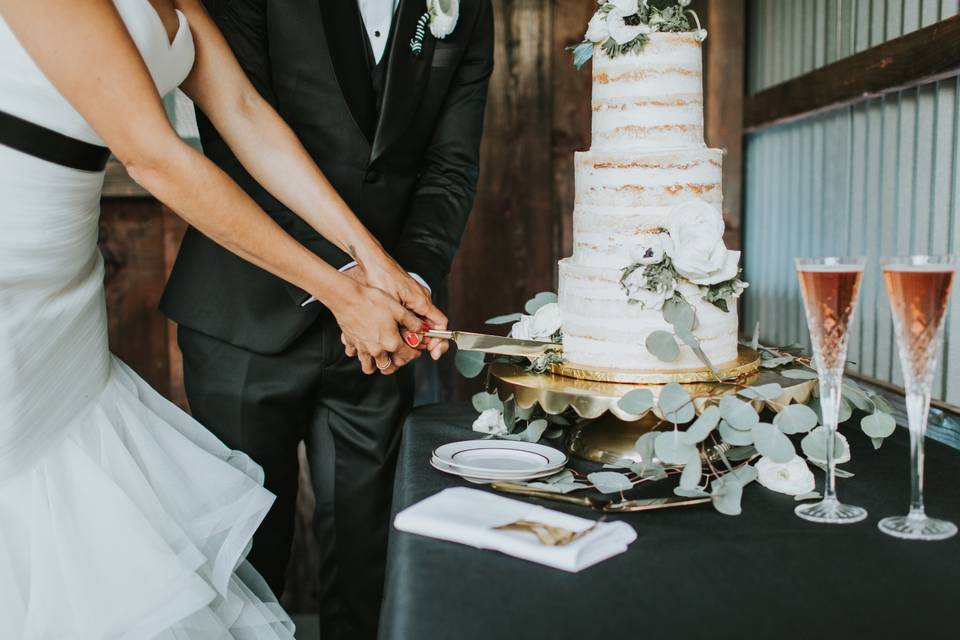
126, 136, 361, 309
198, 87, 389, 270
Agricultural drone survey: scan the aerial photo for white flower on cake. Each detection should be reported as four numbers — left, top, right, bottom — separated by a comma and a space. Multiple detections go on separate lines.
584, 11, 610, 43
629, 229, 673, 265
426, 0, 459, 39
676, 279, 703, 301
472, 408, 508, 436
667, 201, 731, 285
607, 0, 644, 45
510, 303, 562, 342
756, 456, 816, 496
622, 268, 672, 310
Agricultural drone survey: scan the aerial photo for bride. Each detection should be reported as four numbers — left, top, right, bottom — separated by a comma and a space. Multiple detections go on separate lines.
0, 0, 447, 637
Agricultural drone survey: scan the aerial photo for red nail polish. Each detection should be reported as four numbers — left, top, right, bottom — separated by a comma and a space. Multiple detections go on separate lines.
405, 332, 421, 347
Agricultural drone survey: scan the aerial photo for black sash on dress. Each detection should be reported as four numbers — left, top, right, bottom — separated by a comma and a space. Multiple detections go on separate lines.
0, 110, 110, 172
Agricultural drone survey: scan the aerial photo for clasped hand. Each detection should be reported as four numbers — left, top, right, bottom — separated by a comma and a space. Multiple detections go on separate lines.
335, 260, 449, 375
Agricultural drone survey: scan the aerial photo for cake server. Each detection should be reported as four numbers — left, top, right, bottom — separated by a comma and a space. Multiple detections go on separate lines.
421, 330, 560, 358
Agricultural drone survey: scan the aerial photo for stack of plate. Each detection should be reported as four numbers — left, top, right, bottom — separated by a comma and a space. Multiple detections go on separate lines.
430, 440, 568, 482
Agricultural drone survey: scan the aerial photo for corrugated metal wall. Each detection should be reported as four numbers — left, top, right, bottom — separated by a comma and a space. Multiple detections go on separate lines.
743, 0, 960, 403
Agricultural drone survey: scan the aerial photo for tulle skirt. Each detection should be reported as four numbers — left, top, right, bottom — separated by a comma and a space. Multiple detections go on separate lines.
0, 357, 296, 639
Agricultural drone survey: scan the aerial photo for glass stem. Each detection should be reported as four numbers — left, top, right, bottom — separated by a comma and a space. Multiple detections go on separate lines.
819, 371, 843, 503
904, 389, 931, 517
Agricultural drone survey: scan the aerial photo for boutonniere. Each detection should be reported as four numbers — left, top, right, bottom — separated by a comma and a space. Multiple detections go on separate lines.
410, 0, 459, 56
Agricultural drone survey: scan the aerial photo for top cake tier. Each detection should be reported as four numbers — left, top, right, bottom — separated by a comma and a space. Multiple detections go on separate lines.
592, 33, 704, 151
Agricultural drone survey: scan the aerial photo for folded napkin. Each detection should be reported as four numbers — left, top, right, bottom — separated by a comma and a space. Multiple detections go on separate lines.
393, 487, 637, 572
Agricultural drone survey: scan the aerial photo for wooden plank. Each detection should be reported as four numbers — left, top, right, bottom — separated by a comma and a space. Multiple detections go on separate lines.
100, 199, 171, 394
445, 0, 554, 400
102, 158, 149, 198
550, 0, 594, 260
698, 0, 745, 251
745, 13, 960, 131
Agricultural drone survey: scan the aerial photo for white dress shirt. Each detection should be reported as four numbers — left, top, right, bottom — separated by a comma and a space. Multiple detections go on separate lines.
357, 0, 401, 64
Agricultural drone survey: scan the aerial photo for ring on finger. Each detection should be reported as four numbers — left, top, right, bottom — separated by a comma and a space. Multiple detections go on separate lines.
375, 356, 392, 370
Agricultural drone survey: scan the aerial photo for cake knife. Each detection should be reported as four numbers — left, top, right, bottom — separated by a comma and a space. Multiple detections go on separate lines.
421, 329, 561, 358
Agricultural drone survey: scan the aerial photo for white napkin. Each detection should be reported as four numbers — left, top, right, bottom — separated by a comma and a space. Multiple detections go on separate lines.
393, 487, 637, 572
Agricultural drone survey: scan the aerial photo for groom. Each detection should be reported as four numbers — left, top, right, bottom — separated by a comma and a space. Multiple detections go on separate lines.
161, 0, 493, 638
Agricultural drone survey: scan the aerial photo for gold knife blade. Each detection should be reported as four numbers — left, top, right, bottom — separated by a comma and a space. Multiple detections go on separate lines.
424, 330, 560, 358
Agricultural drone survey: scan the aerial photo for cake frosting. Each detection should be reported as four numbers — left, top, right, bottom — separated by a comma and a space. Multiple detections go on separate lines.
559, 33, 741, 371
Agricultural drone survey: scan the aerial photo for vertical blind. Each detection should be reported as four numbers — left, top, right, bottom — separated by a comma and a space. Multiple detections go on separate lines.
743, 0, 960, 404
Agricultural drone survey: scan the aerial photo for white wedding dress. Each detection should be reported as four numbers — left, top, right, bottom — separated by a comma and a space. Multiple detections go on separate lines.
0, 2, 296, 638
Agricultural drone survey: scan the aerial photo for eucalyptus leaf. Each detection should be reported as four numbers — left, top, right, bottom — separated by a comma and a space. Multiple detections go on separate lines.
654, 430, 698, 465
602, 459, 634, 470
760, 355, 795, 369
618, 388, 655, 415
809, 460, 855, 478
800, 427, 847, 463
780, 368, 818, 380
471, 392, 503, 413
729, 463, 758, 487
521, 419, 548, 443
751, 423, 795, 463
719, 396, 760, 430
524, 291, 558, 315
631, 461, 668, 481
682, 406, 720, 444
870, 436, 885, 450
718, 420, 754, 446
501, 401, 516, 429
485, 312, 524, 325
710, 478, 744, 516
515, 405, 535, 421
571, 40, 594, 70
738, 383, 784, 401
870, 394, 895, 414
808, 396, 853, 425
634, 432, 658, 467
659, 383, 695, 424
861, 412, 896, 439
842, 379, 874, 412
725, 445, 757, 462
662, 296, 696, 332
455, 349, 486, 379
674, 487, 711, 498
750, 321, 760, 351
794, 491, 822, 501
587, 471, 634, 494
543, 469, 575, 485
646, 330, 680, 363
678, 450, 704, 491
772, 404, 819, 434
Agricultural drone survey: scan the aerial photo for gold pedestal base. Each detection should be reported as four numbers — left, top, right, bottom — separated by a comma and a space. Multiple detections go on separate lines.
487, 351, 815, 463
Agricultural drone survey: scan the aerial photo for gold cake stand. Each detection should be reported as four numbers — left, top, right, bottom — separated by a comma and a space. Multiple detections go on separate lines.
486, 346, 816, 464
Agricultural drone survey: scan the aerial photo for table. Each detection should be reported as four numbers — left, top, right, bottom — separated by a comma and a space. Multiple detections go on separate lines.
379, 403, 960, 640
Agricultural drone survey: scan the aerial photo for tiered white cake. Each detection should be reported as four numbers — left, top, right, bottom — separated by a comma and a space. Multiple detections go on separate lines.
558, 33, 740, 371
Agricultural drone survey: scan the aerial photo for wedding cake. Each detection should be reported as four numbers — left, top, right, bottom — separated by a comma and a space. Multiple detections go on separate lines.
559, 21, 746, 372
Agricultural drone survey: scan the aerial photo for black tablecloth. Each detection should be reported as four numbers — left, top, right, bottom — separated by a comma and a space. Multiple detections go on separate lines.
379, 403, 960, 640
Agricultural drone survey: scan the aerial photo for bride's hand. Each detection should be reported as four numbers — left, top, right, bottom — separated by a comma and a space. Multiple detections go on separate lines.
329, 280, 423, 369
362, 258, 448, 339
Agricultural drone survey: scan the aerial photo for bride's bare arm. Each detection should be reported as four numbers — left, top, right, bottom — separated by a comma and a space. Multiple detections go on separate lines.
0, 0, 422, 361
173, 0, 446, 336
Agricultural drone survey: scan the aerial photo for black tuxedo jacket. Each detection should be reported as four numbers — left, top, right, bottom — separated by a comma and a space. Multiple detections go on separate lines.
160, 0, 494, 354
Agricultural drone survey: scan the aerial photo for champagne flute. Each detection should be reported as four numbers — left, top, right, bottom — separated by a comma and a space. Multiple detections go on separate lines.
795, 256, 868, 524
878, 255, 957, 541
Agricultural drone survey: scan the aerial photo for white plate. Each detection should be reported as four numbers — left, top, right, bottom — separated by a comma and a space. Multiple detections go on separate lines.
429, 456, 562, 482
432, 440, 568, 475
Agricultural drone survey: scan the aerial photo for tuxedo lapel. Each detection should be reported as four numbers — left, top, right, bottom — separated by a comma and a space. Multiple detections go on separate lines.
319, 0, 378, 142
371, 0, 435, 162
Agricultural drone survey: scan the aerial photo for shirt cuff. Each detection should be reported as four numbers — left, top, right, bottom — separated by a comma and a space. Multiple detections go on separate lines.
301, 265, 430, 307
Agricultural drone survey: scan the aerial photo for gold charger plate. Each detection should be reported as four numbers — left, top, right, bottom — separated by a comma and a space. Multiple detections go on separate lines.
547, 345, 761, 384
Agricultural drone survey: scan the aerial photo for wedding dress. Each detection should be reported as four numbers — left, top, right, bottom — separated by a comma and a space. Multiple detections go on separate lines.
0, 2, 296, 638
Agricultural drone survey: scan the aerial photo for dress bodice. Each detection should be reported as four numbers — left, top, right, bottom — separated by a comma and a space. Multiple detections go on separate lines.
0, 0, 195, 146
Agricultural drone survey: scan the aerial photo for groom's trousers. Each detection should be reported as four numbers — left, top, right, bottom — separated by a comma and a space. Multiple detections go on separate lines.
177, 312, 414, 640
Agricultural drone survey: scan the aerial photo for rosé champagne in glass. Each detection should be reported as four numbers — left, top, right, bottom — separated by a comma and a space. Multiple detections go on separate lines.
795, 257, 868, 524
878, 255, 957, 541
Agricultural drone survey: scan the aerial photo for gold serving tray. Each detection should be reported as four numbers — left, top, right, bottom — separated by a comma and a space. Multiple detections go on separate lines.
547, 345, 761, 384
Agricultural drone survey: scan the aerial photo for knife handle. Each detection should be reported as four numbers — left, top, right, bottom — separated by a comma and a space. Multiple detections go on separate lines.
424, 329, 455, 340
